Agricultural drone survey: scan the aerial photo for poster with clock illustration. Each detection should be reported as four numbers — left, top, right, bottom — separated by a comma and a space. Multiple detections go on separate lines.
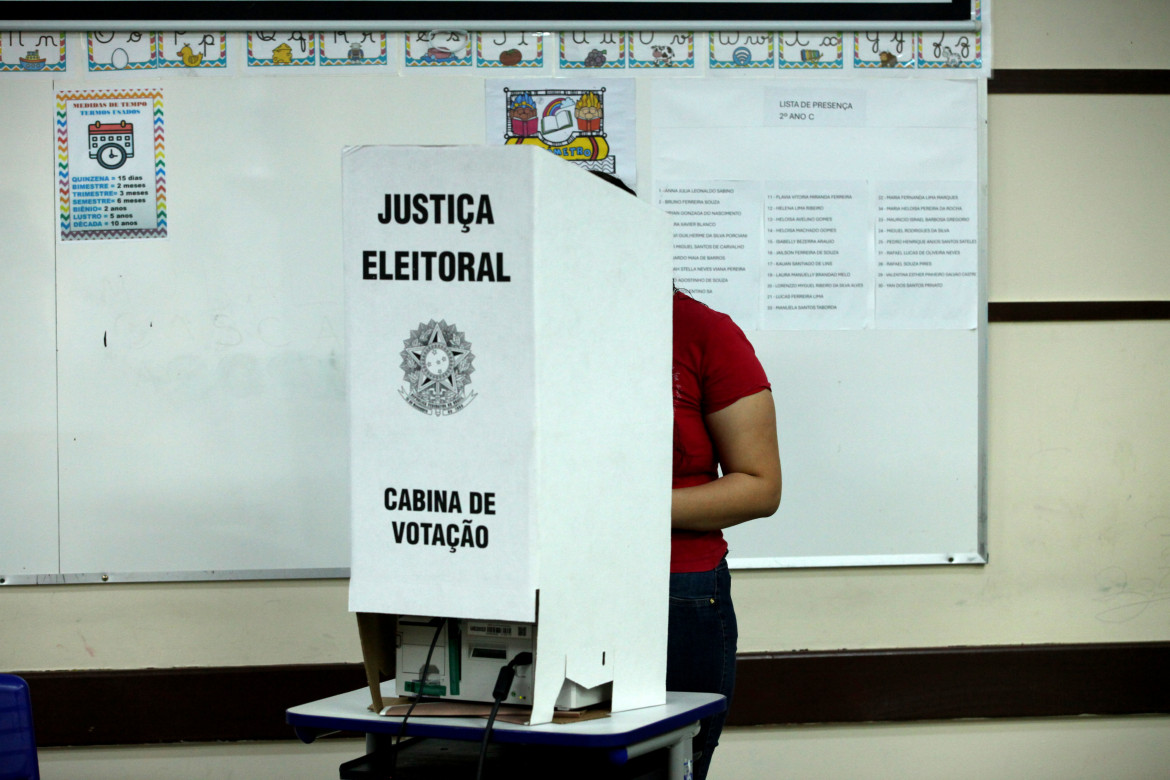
57, 87, 167, 241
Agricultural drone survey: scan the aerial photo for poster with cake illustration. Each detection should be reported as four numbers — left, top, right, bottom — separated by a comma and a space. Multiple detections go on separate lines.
485, 79, 636, 188
157, 32, 227, 69
0, 31, 66, 72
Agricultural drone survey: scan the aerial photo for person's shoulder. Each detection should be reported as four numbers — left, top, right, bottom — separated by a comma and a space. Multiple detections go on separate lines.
675, 291, 737, 333
674, 290, 717, 320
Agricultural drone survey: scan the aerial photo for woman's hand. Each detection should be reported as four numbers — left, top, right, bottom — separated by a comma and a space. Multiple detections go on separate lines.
671, 389, 782, 531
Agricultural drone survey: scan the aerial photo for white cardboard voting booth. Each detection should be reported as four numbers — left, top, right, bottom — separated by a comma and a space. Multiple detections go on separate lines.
344, 145, 673, 725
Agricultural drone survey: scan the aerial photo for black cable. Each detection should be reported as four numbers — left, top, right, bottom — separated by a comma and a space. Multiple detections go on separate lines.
475, 651, 533, 780
389, 617, 447, 775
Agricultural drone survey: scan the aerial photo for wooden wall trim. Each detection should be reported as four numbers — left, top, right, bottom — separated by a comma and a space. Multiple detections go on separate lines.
989, 301, 1170, 322
986, 75, 1170, 323
17, 642, 1170, 747
989, 69, 1170, 95
19, 664, 369, 747
729, 643, 1170, 725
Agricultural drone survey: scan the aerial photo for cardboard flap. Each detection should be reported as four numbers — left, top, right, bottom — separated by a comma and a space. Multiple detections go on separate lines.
356, 612, 397, 712
564, 645, 614, 691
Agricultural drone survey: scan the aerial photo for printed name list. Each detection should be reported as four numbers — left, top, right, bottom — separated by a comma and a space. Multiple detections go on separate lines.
875, 183, 979, 329
762, 181, 871, 330
656, 181, 761, 328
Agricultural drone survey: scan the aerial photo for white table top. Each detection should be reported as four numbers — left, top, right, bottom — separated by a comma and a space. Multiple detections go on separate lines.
287, 681, 725, 749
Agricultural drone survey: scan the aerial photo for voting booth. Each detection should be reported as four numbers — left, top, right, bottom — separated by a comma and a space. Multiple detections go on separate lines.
344, 145, 674, 725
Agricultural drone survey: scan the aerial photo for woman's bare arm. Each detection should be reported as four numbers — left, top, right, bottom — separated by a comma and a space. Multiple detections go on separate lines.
671, 389, 782, 531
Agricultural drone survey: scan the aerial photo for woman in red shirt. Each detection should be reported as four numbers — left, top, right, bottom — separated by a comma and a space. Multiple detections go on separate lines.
670, 289, 781, 780
592, 173, 781, 779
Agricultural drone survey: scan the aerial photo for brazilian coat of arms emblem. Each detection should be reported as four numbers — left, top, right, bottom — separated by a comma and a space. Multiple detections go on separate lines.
400, 319, 477, 415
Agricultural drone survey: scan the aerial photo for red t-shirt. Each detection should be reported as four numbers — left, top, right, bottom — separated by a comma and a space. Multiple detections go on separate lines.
672, 291, 771, 572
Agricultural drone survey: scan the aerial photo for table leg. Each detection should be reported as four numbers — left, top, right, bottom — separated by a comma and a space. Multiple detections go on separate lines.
339, 732, 402, 779
610, 721, 701, 780
668, 722, 700, 780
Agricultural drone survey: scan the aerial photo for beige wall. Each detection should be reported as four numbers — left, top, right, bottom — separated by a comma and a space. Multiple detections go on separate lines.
7, 1, 1170, 777
994, 0, 1170, 69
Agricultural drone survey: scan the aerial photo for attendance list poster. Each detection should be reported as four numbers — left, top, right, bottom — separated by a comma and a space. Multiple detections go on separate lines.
652, 77, 979, 331
57, 87, 167, 241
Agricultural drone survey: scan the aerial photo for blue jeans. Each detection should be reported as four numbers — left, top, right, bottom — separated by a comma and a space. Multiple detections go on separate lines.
667, 558, 737, 780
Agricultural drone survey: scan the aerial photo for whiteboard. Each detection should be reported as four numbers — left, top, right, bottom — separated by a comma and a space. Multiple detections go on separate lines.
4, 74, 495, 583
730, 329, 985, 567
0, 51, 986, 584
0, 80, 61, 581
648, 78, 987, 568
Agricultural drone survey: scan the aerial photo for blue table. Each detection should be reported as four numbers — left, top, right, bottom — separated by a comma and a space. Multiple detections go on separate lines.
287, 681, 726, 780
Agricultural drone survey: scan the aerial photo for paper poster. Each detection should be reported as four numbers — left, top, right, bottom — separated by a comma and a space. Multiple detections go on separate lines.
319, 32, 388, 66
477, 32, 544, 69
777, 32, 844, 69
763, 84, 867, 127
875, 182, 979, 329
0, 31, 66, 72
656, 181, 761, 330
87, 32, 155, 71
57, 88, 166, 241
405, 31, 473, 67
628, 32, 694, 70
559, 32, 626, 69
709, 32, 775, 69
918, 31, 982, 69
854, 32, 916, 69
157, 32, 227, 69
652, 78, 979, 331
248, 32, 316, 67
485, 78, 636, 186
762, 181, 872, 330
